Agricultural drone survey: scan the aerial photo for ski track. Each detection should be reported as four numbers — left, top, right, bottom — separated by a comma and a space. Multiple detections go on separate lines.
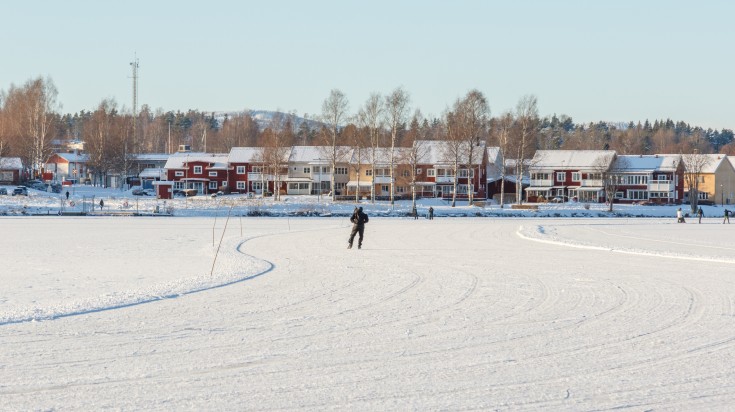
2, 218, 735, 410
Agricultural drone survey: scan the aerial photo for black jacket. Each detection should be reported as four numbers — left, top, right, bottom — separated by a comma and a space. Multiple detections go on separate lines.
350, 211, 369, 226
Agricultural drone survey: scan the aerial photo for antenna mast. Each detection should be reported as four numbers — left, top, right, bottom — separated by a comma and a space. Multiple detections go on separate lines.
130, 55, 139, 152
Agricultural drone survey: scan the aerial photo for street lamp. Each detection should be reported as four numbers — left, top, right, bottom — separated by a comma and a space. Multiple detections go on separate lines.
721, 183, 724, 205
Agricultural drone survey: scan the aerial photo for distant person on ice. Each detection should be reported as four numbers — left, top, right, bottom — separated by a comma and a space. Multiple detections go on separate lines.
428, 206, 434, 220
697, 207, 703, 223
724, 208, 731, 224
676, 207, 685, 223
348, 206, 369, 249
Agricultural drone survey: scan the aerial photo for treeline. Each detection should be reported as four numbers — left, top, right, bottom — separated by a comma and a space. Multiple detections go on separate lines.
2, 76, 734, 177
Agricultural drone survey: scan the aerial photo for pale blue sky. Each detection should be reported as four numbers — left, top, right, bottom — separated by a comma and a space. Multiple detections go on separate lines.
3, 0, 733, 129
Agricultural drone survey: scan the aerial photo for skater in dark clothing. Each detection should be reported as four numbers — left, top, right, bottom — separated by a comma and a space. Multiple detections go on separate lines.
428, 206, 434, 220
99, 199, 104, 210
65, 191, 69, 200
412, 206, 418, 220
724, 209, 730, 224
348, 207, 369, 249
697, 207, 703, 223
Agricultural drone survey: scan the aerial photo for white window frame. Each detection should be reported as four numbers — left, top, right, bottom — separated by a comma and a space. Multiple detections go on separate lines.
209, 171, 218, 177
236, 166, 246, 174
416, 168, 422, 175
571, 172, 581, 182
175, 171, 184, 177
236, 181, 246, 190
556, 172, 566, 182
427, 169, 435, 177
193, 166, 203, 174
365, 169, 373, 176
208, 181, 218, 190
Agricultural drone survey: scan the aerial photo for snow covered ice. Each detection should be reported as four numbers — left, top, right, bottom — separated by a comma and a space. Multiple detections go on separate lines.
2, 209, 735, 409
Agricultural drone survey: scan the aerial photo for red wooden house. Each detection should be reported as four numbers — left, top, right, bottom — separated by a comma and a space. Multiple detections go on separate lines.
0, 157, 23, 185
612, 155, 684, 204
413, 140, 487, 199
527, 150, 616, 203
163, 152, 231, 196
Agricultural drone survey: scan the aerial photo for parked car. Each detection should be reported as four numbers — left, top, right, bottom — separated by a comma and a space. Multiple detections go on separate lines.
12, 186, 28, 196
142, 188, 156, 196
0, 188, 7, 195
132, 188, 146, 196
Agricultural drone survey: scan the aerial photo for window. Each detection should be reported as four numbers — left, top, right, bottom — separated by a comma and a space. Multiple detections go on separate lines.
556, 172, 566, 182
532, 172, 550, 180
303, 167, 311, 174
655, 174, 668, 181
173, 181, 185, 189
335, 182, 346, 192
194, 166, 203, 174
615, 191, 624, 199
209, 181, 218, 189
209, 171, 218, 177
175, 171, 184, 177
236, 181, 246, 189
396, 186, 406, 193
416, 168, 422, 175
221, 181, 227, 187
335, 167, 347, 175
366, 169, 373, 176
251, 182, 263, 191
236, 166, 246, 174
587, 173, 602, 180
251, 166, 263, 173
622, 175, 648, 185
571, 172, 581, 182
402, 170, 410, 177
427, 169, 435, 177
380, 185, 389, 193
627, 190, 648, 200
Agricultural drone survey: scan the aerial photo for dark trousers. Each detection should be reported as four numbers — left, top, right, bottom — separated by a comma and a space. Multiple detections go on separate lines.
349, 225, 364, 246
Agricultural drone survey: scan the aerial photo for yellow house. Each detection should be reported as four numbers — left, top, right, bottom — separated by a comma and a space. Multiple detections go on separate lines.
345, 147, 413, 199
681, 154, 735, 205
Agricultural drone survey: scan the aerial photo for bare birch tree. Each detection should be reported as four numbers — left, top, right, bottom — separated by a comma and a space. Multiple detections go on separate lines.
514, 95, 539, 204
492, 112, 514, 207
454, 90, 489, 205
321, 89, 349, 202
383, 87, 410, 206
4, 77, 59, 177
683, 151, 712, 213
360, 93, 383, 203
443, 110, 465, 207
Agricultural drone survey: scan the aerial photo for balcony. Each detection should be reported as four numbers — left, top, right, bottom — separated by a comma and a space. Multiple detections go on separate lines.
435, 176, 455, 184
529, 179, 553, 187
648, 181, 674, 191
580, 179, 603, 187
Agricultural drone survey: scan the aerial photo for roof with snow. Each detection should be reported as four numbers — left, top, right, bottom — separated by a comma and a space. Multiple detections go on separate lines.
415, 140, 486, 165
164, 152, 230, 169
289, 146, 351, 163
683, 154, 730, 174
613, 154, 681, 173
0, 157, 23, 170
229, 147, 265, 163
54, 152, 90, 163
531, 150, 616, 170
132, 153, 170, 162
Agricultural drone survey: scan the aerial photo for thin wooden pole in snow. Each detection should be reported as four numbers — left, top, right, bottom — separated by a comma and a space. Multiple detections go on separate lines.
210, 204, 233, 277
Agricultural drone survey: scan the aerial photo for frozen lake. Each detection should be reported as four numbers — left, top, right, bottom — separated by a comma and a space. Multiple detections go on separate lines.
2, 216, 735, 410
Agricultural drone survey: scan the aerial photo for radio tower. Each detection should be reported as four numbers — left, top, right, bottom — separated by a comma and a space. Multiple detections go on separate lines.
130, 55, 139, 153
